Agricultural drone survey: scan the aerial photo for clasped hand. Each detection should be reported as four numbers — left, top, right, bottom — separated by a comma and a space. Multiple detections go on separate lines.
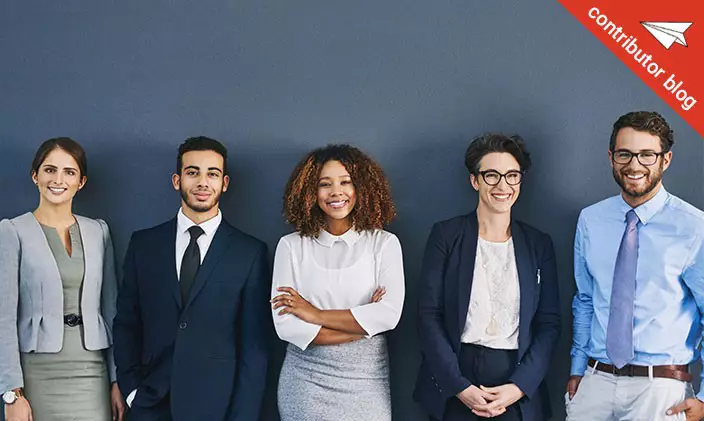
456, 383, 524, 418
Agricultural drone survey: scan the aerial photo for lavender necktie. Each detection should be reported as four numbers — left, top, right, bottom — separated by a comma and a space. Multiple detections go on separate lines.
606, 209, 640, 369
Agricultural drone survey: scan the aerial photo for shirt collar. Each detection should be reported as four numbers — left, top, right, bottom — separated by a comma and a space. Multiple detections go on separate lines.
177, 208, 222, 237
617, 186, 669, 225
314, 227, 362, 248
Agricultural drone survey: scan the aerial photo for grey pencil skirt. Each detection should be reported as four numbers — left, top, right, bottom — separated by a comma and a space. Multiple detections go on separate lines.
278, 335, 392, 421
20, 325, 111, 421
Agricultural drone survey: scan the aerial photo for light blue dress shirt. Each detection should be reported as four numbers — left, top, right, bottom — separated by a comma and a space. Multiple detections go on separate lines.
571, 187, 704, 398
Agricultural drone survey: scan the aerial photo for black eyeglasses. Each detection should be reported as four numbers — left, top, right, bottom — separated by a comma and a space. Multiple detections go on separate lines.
477, 170, 523, 186
611, 149, 665, 166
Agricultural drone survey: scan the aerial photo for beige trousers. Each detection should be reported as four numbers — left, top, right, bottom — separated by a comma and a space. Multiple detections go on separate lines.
565, 365, 694, 421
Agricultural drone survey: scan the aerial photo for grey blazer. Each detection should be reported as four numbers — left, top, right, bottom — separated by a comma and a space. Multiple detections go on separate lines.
0, 212, 118, 393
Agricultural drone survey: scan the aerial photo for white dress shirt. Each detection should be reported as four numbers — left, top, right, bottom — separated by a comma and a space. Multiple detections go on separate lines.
272, 228, 405, 351
461, 236, 520, 350
127, 208, 222, 407
175, 208, 222, 279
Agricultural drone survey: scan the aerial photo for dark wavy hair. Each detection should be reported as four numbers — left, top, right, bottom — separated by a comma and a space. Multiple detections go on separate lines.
177, 136, 228, 175
609, 111, 674, 152
283, 144, 396, 237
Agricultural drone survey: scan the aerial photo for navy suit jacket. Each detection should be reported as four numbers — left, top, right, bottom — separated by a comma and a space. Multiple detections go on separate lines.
413, 212, 561, 421
113, 217, 272, 421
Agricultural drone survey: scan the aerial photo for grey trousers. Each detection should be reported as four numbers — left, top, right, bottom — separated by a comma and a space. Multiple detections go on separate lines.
565, 366, 694, 421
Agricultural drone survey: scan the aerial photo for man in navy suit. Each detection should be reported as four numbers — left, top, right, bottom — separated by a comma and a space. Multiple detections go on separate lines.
113, 136, 271, 421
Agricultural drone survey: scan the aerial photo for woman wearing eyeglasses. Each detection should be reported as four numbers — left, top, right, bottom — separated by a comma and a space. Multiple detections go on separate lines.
413, 134, 561, 421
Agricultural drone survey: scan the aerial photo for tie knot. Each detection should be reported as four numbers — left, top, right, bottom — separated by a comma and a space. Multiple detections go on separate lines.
626, 210, 640, 227
188, 225, 205, 241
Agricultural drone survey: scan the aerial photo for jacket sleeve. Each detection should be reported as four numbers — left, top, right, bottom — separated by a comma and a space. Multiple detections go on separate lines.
0, 219, 24, 393
417, 222, 471, 398
98, 219, 119, 383
509, 234, 562, 398
228, 241, 272, 421
112, 233, 143, 398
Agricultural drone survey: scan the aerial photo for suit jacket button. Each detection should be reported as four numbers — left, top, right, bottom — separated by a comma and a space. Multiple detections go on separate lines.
179, 322, 187, 329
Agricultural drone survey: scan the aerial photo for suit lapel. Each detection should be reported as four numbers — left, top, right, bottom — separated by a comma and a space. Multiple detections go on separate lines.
511, 220, 535, 356
457, 212, 479, 334
74, 216, 96, 311
183, 221, 234, 309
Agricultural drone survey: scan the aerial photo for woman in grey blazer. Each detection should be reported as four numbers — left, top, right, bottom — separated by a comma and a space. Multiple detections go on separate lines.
0, 138, 125, 421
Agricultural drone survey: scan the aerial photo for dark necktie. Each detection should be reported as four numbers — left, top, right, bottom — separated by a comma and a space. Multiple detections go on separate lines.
180, 225, 205, 304
606, 209, 640, 368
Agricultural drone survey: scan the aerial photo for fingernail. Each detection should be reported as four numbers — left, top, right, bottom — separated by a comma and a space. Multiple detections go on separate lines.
666, 410, 672, 415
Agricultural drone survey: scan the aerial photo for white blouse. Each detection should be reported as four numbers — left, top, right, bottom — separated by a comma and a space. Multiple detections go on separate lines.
271, 228, 405, 351
461, 237, 520, 350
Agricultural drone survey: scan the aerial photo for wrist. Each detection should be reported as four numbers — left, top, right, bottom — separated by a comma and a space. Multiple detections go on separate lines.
312, 308, 324, 325
2, 388, 24, 405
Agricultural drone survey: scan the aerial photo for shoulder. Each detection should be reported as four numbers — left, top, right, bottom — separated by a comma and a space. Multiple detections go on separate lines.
579, 195, 621, 221
514, 220, 551, 243
1, 212, 36, 241
663, 193, 704, 235
220, 219, 267, 252
432, 213, 471, 232
365, 229, 401, 251
129, 218, 175, 245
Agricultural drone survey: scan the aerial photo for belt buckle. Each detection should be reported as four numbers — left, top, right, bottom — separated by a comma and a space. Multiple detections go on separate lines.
65, 314, 79, 327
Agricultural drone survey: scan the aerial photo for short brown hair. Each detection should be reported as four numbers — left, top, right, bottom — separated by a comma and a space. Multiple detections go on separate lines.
610, 111, 674, 152
31, 137, 87, 178
464, 133, 532, 175
283, 144, 396, 237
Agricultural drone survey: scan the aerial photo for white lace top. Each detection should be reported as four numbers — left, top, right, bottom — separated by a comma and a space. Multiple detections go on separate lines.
461, 236, 520, 349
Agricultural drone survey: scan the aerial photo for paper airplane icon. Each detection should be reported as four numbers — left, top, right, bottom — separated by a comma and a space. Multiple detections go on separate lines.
641, 21, 692, 49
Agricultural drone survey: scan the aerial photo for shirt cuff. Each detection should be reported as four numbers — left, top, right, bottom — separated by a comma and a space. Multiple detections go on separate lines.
126, 389, 137, 408
350, 304, 399, 338
570, 354, 589, 376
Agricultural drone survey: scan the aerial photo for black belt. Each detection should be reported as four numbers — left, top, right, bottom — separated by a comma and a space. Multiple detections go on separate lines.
64, 314, 83, 327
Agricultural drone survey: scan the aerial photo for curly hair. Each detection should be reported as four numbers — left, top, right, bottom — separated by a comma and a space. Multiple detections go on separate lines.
283, 144, 396, 237
610, 111, 674, 152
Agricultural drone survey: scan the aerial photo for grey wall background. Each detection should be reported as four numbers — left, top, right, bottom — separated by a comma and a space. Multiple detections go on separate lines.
1, 1, 702, 420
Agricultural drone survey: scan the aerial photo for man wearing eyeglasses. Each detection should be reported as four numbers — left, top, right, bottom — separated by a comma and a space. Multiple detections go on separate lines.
566, 111, 704, 421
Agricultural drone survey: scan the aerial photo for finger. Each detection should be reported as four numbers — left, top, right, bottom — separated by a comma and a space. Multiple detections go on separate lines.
480, 385, 500, 394
278, 308, 292, 315
271, 293, 294, 302
471, 409, 495, 418
277, 287, 300, 297
272, 300, 295, 310
667, 400, 691, 415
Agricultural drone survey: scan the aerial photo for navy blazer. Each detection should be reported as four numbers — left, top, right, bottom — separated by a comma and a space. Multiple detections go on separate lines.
113, 218, 272, 421
413, 212, 561, 421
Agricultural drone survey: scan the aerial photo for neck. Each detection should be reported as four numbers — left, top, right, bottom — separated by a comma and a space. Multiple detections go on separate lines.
476, 202, 511, 242
34, 199, 75, 227
325, 217, 352, 236
181, 204, 219, 225
622, 182, 662, 208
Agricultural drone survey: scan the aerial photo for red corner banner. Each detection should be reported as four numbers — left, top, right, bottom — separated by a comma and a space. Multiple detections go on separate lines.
557, 0, 703, 138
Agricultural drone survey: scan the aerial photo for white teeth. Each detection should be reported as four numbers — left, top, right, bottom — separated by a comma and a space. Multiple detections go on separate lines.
49, 187, 66, 193
329, 201, 347, 208
626, 174, 645, 180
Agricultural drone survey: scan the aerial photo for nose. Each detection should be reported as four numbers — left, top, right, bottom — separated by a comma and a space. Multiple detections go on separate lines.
196, 172, 208, 186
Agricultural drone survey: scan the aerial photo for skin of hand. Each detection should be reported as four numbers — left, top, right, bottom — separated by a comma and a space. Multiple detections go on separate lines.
4, 396, 33, 421
470, 384, 524, 418
110, 382, 126, 421
271, 286, 386, 324
456, 385, 500, 417
566, 375, 583, 400
667, 397, 704, 421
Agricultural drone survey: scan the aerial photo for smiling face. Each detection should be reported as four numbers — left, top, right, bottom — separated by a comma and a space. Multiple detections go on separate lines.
32, 147, 86, 207
316, 160, 357, 231
609, 127, 671, 203
172, 150, 229, 216
470, 152, 521, 215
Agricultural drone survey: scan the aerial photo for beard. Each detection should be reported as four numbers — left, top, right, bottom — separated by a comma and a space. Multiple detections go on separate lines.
612, 162, 664, 198
180, 186, 222, 213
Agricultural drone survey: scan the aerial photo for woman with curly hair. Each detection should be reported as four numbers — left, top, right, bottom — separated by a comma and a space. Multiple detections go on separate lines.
271, 144, 405, 421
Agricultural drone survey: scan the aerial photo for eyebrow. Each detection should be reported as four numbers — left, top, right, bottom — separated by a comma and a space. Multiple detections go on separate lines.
184, 165, 222, 173
42, 164, 78, 172
318, 174, 351, 180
